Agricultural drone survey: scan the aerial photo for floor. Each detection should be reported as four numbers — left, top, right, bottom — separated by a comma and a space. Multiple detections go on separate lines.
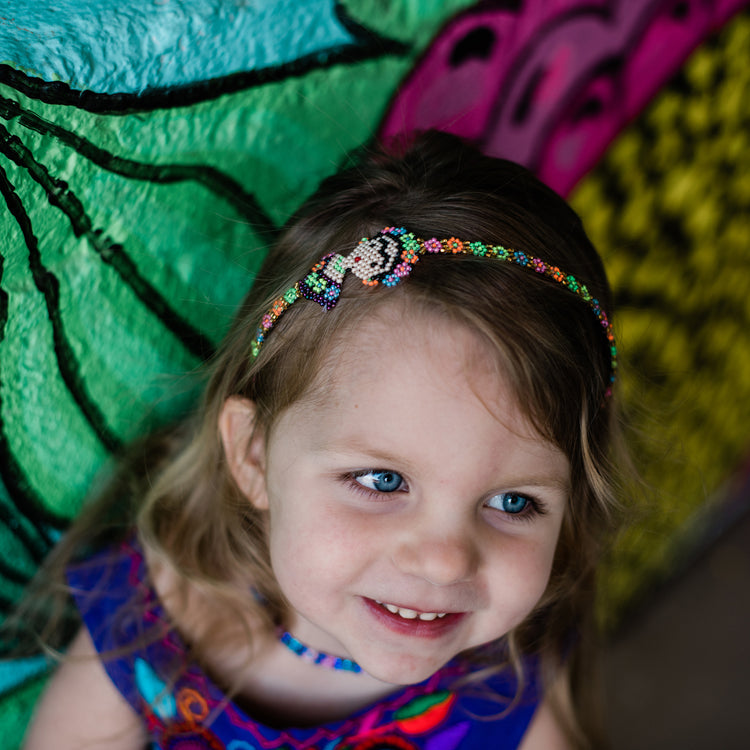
603, 486, 750, 749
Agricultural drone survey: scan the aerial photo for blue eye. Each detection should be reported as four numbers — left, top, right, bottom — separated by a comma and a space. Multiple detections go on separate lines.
353, 470, 404, 493
486, 492, 531, 514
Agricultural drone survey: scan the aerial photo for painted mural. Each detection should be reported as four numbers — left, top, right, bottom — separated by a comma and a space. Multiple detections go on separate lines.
1, 1, 749, 744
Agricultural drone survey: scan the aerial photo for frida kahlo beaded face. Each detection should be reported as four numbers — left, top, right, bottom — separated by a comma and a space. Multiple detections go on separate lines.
240, 301, 570, 686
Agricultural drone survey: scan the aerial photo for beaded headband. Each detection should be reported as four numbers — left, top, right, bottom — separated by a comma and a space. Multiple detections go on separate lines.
251, 227, 617, 390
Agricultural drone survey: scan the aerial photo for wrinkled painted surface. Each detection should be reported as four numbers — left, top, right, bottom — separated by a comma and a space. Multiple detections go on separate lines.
1, 1, 749, 744
382, 0, 747, 195
2, 0, 356, 94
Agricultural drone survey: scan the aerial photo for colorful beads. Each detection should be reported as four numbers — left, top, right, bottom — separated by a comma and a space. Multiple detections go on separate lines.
305, 272, 326, 293
249, 227, 618, 393
283, 286, 300, 304
401, 246, 419, 263
469, 241, 488, 256
278, 630, 362, 673
324, 285, 340, 303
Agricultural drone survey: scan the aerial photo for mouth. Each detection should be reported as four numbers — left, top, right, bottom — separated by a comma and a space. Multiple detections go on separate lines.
375, 600, 448, 621
364, 598, 465, 637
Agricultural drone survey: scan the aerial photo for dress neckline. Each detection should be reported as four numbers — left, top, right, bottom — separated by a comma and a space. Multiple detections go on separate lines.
124, 537, 464, 744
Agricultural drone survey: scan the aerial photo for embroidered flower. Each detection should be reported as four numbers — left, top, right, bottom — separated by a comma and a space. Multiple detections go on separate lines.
176, 687, 209, 722
565, 275, 579, 292
271, 299, 286, 316
424, 237, 442, 253
513, 251, 528, 265
382, 273, 400, 287
345, 735, 418, 750
531, 258, 546, 273
550, 266, 564, 282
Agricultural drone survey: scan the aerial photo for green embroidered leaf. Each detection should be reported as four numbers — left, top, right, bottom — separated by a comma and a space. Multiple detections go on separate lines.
394, 690, 451, 722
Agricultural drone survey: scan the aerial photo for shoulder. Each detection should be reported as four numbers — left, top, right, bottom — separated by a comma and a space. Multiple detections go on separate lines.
23, 627, 147, 750
518, 698, 572, 750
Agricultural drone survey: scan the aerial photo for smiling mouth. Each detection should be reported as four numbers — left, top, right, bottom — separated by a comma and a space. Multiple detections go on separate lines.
365, 598, 465, 638
374, 600, 449, 621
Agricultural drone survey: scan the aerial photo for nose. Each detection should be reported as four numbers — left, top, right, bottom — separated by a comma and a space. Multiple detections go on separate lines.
391, 519, 479, 586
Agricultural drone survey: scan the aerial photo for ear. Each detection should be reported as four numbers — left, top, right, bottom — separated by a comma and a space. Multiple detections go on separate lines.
218, 396, 269, 510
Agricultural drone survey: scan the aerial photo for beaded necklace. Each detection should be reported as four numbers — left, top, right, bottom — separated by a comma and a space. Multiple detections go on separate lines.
278, 630, 363, 673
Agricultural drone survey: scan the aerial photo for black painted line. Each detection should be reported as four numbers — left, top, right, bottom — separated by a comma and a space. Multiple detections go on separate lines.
0, 499, 54, 565
0, 193, 72, 542
0, 159, 121, 453
0, 96, 278, 238
0, 254, 7, 353
0, 3, 409, 115
0, 556, 34, 587
0, 592, 18, 618
0, 123, 216, 360
0, 414, 66, 549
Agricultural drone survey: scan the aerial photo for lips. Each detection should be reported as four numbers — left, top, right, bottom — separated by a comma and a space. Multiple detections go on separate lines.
364, 598, 465, 637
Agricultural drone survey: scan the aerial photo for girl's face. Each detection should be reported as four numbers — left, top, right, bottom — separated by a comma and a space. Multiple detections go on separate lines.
252, 305, 569, 686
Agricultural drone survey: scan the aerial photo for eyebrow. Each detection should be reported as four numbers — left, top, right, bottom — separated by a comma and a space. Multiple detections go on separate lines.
314, 440, 570, 492
499, 476, 571, 494
314, 439, 414, 470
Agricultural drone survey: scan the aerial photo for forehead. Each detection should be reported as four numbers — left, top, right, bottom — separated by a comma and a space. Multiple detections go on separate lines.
274, 303, 567, 477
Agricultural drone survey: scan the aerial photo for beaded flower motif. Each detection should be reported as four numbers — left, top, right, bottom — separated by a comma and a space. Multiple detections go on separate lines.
250, 227, 617, 391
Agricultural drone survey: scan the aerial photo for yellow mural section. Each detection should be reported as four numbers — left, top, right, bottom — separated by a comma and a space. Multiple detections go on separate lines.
572, 15, 750, 628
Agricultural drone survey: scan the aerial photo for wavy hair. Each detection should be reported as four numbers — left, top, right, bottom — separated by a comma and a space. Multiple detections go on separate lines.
11, 131, 626, 749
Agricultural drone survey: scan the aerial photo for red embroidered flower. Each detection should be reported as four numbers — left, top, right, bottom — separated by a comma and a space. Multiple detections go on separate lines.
160, 721, 224, 750
343, 735, 418, 750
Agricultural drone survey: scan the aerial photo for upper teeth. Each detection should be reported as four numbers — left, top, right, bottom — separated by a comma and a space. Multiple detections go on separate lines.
376, 601, 447, 620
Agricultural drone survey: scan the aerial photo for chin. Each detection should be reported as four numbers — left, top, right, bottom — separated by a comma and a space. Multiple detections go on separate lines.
360, 654, 451, 686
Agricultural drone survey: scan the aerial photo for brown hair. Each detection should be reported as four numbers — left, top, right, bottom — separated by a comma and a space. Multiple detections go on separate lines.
12, 131, 624, 747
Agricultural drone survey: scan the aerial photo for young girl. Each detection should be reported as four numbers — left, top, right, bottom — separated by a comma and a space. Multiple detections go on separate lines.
21, 131, 622, 750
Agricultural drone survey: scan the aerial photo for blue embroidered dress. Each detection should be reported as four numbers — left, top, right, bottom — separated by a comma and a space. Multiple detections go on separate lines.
67, 538, 541, 750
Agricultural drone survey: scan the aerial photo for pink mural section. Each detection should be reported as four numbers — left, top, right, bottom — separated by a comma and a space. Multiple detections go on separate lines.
381, 0, 748, 196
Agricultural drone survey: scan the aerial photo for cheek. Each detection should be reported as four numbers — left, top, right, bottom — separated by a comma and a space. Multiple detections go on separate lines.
266, 498, 371, 599
489, 534, 560, 617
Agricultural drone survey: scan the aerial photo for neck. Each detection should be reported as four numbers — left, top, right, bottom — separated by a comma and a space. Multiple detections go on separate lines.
207, 627, 398, 727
